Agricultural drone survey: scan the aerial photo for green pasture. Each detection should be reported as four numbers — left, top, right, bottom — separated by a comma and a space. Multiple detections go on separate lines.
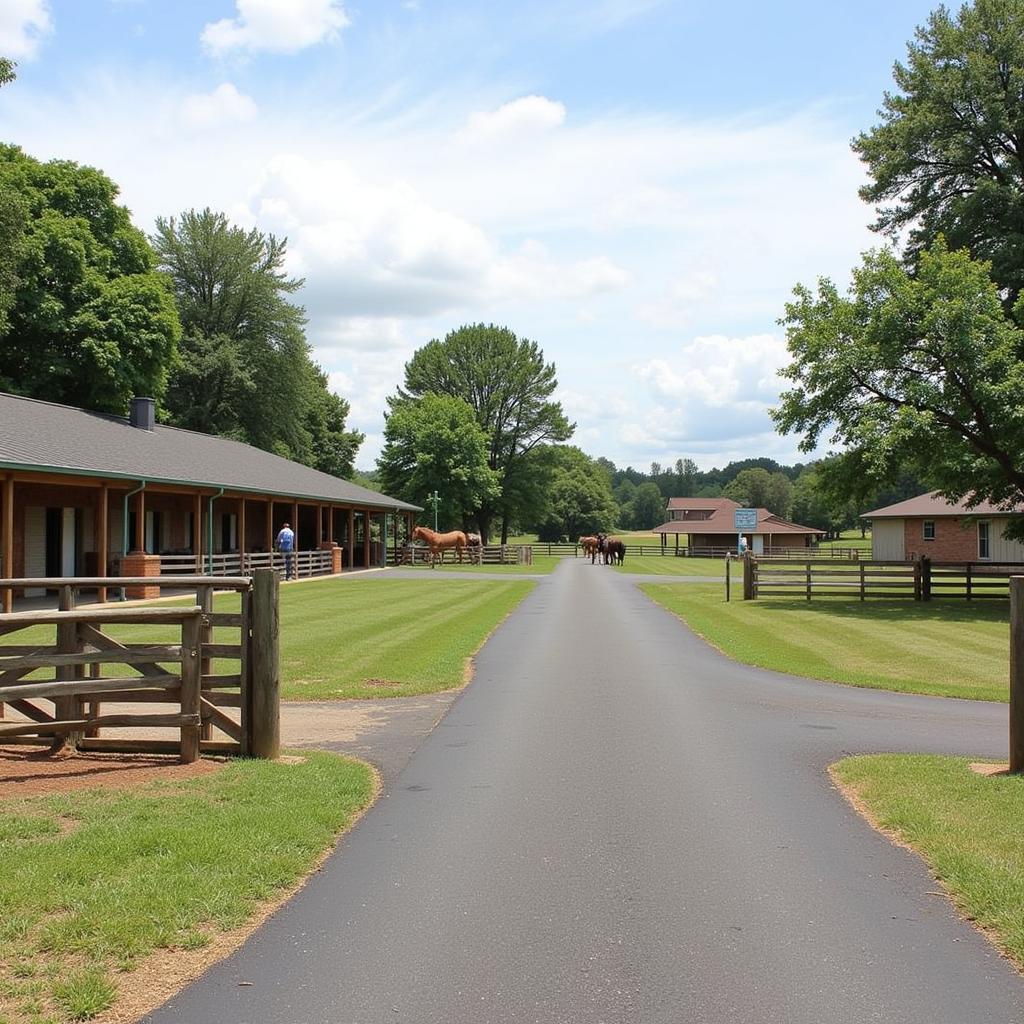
833, 755, 1024, 968
3, 576, 534, 701
640, 583, 1009, 701
0, 751, 373, 1024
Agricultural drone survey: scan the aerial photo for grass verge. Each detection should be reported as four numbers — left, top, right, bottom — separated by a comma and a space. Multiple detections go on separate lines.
0, 751, 374, 1024
640, 582, 1008, 701
615, 556, 739, 577
396, 555, 559, 575
832, 755, 1024, 968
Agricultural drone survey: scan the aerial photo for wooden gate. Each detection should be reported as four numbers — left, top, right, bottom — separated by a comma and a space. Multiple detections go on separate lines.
0, 570, 280, 761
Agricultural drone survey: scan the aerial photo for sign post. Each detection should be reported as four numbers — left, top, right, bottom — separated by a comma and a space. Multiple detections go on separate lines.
733, 508, 758, 555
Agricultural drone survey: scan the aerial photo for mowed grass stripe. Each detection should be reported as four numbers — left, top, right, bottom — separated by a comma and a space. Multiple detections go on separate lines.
641, 584, 1008, 701
0, 576, 535, 701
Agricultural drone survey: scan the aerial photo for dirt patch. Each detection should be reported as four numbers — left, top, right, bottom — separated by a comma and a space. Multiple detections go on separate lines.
970, 761, 1010, 777
365, 678, 404, 688
0, 748, 225, 800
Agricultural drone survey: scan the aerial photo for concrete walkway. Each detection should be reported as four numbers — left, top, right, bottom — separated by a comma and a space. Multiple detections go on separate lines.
145, 557, 1023, 1024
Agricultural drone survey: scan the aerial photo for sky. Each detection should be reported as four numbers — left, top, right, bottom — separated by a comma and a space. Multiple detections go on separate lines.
0, 0, 941, 473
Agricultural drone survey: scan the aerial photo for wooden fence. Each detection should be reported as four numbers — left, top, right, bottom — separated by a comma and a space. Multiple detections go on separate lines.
132, 549, 333, 579
391, 544, 534, 566
0, 571, 280, 762
747, 556, 1024, 601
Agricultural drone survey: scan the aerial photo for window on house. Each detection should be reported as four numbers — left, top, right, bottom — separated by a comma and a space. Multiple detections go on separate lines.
923, 521, 935, 541
978, 521, 990, 560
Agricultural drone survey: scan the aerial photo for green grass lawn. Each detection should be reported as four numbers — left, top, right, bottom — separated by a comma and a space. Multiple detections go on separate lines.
0, 751, 374, 1024
818, 529, 872, 552
833, 755, 1024, 967
640, 583, 1009, 701
615, 555, 740, 577
2, 576, 534, 701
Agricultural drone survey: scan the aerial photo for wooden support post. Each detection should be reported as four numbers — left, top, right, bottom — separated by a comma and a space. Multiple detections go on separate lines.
239, 584, 252, 756
349, 508, 355, 569
198, 585, 213, 741
806, 561, 812, 602
250, 568, 280, 759
725, 554, 731, 602
921, 556, 931, 602
239, 498, 247, 572
742, 553, 754, 600
266, 498, 274, 572
2, 475, 12, 614
966, 562, 973, 602
1011, 578, 1024, 772
859, 562, 865, 602
363, 510, 370, 570
135, 489, 146, 552
54, 585, 78, 753
194, 492, 203, 573
179, 613, 201, 764
98, 484, 109, 602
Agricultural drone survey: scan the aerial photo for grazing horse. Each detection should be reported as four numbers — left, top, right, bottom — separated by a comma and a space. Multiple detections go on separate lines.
579, 535, 597, 559
466, 532, 483, 564
412, 525, 468, 566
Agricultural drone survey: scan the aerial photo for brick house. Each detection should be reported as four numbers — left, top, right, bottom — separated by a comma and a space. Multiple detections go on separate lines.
862, 491, 1024, 562
0, 392, 421, 608
652, 497, 824, 553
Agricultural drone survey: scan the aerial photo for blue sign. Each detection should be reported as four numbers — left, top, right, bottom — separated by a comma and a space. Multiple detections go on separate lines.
734, 508, 758, 530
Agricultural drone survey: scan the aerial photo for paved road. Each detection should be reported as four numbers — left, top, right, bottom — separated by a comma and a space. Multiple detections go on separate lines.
147, 558, 1022, 1024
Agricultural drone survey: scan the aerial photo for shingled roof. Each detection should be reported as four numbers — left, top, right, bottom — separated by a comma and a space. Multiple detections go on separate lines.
653, 497, 822, 536
862, 491, 1024, 519
0, 392, 420, 512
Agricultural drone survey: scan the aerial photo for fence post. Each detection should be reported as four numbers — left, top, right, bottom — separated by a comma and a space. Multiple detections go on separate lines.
54, 585, 79, 752
966, 562, 973, 602
180, 613, 202, 764
250, 567, 280, 759
1010, 577, 1024, 773
725, 554, 731, 603
921, 556, 931, 602
198, 585, 214, 741
742, 553, 754, 600
859, 562, 865, 602
806, 561, 812, 602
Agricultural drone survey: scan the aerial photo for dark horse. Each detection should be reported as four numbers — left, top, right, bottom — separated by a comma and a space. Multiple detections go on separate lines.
605, 538, 626, 565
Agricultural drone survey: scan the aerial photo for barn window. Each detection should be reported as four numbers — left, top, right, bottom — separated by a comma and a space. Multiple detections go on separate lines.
978, 521, 991, 560
923, 520, 935, 541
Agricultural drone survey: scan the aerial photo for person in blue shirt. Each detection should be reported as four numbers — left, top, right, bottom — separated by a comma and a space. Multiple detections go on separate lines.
276, 522, 296, 580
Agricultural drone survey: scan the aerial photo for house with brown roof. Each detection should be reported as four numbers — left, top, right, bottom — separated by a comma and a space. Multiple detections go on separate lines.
651, 497, 824, 554
0, 392, 421, 608
862, 491, 1024, 562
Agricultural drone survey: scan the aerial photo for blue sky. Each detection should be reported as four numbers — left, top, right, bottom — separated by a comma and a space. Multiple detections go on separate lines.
1, 0, 939, 472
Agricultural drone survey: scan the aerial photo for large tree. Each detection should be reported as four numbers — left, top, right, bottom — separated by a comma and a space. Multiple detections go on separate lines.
391, 324, 574, 541
531, 446, 617, 541
377, 394, 500, 527
0, 58, 15, 87
854, 0, 1024, 307
0, 146, 180, 412
152, 209, 362, 474
773, 239, 1024, 536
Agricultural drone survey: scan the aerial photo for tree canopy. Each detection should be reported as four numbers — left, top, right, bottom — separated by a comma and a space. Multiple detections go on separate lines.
0, 145, 180, 413
376, 394, 500, 527
152, 208, 363, 476
531, 446, 617, 541
0, 58, 15, 87
391, 323, 573, 540
854, 0, 1024, 306
773, 238, 1024, 534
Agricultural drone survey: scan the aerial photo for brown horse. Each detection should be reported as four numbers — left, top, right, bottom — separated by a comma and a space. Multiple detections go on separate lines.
605, 538, 626, 565
579, 535, 598, 559
412, 525, 468, 566
466, 532, 483, 564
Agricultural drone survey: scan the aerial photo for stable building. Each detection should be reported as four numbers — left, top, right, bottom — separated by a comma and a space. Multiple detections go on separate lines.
862, 491, 1024, 562
652, 496, 823, 553
0, 392, 421, 608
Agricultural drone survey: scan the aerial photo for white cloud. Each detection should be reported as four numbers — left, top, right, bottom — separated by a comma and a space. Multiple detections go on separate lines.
0, 0, 52, 59
463, 95, 566, 141
638, 271, 718, 329
181, 83, 258, 129
201, 0, 349, 56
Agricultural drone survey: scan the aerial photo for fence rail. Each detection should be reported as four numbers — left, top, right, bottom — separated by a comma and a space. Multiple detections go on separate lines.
0, 572, 280, 761
747, 557, 1024, 601
119, 549, 334, 579
390, 544, 534, 566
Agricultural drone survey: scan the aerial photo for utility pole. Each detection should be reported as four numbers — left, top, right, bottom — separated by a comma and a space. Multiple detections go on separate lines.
427, 490, 440, 531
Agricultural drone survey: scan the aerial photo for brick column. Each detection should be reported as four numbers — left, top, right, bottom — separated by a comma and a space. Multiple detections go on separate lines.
122, 552, 162, 599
